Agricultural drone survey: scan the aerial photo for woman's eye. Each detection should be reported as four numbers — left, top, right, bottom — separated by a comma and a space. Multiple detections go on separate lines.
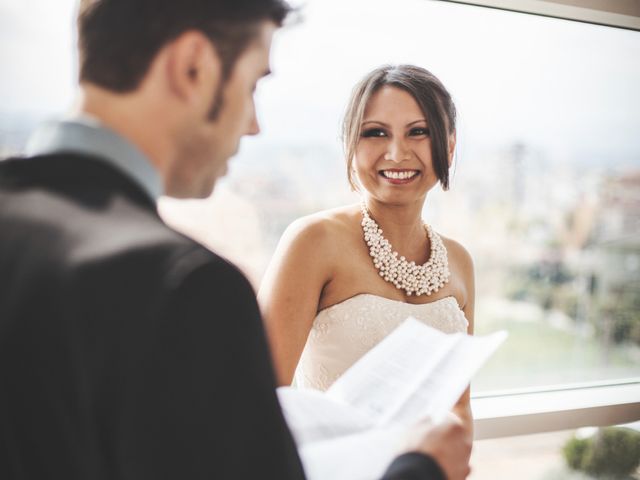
361, 128, 386, 138
409, 127, 429, 136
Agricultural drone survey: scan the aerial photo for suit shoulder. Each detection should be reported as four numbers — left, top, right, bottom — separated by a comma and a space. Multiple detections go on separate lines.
165, 244, 253, 295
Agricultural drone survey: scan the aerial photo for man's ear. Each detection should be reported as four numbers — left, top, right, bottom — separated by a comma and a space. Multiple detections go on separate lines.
165, 30, 221, 107
448, 133, 456, 167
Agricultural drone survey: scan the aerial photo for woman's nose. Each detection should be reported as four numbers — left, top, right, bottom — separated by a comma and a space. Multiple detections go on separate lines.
385, 138, 410, 162
246, 110, 260, 136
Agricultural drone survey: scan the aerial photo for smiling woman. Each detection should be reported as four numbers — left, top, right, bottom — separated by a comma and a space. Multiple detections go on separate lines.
343, 65, 456, 193
258, 64, 475, 434
354, 86, 441, 203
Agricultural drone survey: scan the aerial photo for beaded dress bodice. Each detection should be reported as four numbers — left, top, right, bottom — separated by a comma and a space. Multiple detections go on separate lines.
293, 294, 468, 391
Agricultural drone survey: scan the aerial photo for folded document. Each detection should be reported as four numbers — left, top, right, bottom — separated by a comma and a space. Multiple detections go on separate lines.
277, 317, 507, 480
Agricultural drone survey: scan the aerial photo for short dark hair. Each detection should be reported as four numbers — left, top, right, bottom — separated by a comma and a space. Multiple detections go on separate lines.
78, 0, 291, 92
342, 64, 457, 191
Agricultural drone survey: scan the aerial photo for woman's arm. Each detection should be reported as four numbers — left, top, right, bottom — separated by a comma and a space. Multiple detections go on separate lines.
450, 241, 475, 438
258, 216, 335, 386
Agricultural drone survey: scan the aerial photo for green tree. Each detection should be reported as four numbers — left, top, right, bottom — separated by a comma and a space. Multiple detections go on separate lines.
564, 427, 640, 478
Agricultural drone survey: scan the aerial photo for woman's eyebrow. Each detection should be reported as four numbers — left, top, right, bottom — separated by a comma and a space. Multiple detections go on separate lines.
361, 120, 389, 127
361, 119, 428, 127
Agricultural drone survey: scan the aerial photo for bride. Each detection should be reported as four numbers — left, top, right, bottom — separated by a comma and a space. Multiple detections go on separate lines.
258, 64, 474, 433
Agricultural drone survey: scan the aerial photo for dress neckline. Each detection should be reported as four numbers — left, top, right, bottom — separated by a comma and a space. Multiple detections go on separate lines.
318, 293, 459, 315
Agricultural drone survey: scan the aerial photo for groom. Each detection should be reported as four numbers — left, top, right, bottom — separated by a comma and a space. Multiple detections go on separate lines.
0, 0, 471, 479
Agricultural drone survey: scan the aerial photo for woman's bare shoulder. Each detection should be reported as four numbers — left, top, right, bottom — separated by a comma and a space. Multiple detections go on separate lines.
283, 204, 361, 247
438, 234, 475, 318
440, 234, 473, 269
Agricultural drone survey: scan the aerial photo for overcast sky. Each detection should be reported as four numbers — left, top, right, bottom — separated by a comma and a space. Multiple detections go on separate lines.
1, 0, 639, 162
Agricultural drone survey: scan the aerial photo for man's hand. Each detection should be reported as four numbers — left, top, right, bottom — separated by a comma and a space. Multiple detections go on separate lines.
401, 417, 472, 480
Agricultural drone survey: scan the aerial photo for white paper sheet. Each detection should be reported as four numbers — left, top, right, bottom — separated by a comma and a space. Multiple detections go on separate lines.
279, 317, 507, 478
327, 318, 461, 424
382, 328, 508, 424
326, 319, 460, 420
277, 387, 376, 445
298, 425, 407, 480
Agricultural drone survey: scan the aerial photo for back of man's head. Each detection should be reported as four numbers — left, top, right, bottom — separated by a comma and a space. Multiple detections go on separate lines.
77, 0, 291, 92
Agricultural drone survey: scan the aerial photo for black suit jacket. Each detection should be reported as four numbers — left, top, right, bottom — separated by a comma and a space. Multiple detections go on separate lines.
0, 153, 444, 479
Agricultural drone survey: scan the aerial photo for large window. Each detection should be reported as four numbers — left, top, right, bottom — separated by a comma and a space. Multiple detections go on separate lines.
161, 0, 640, 392
2, 0, 639, 394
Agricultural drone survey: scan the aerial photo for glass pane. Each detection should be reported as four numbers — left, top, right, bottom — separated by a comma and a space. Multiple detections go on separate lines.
0, 0, 78, 156
471, 422, 640, 479
161, 0, 640, 391
2, 0, 639, 391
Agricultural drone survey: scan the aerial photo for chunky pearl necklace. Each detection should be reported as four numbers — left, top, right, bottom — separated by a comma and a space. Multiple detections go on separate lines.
361, 203, 450, 296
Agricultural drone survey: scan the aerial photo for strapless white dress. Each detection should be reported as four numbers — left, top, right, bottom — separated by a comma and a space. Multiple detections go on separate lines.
293, 294, 469, 391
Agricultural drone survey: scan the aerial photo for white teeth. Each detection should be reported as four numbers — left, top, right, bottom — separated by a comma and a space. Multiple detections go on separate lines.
382, 170, 418, 180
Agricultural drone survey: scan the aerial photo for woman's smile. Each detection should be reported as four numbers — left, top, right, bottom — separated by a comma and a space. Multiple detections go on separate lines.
379, 168, 421, 184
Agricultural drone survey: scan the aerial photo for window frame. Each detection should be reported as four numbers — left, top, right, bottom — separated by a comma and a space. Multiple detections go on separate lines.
471, 378, 640, 439
438, 0, 640, 31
